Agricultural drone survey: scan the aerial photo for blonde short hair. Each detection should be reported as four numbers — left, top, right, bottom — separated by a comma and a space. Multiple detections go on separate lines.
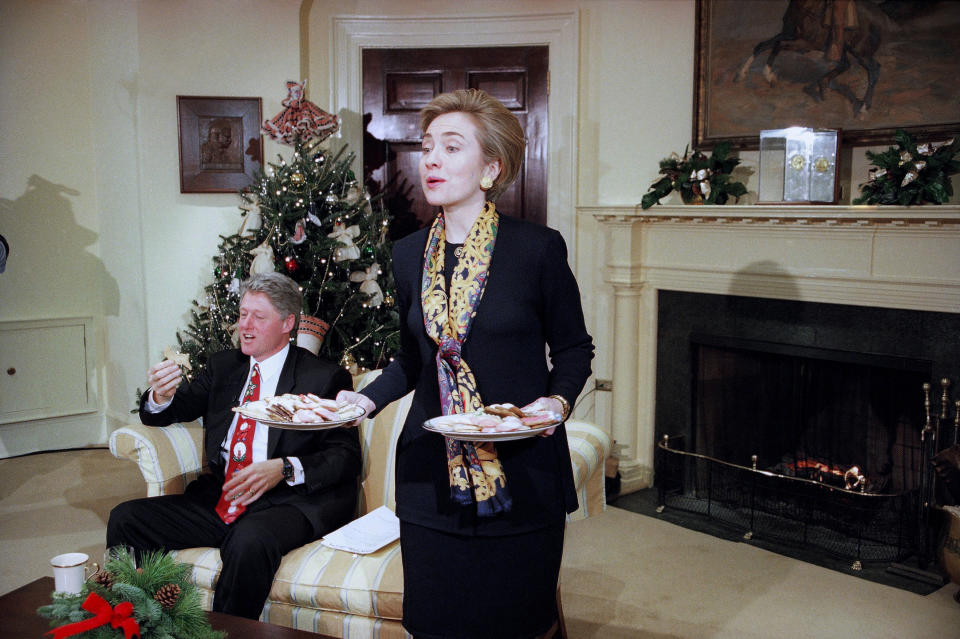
419, 89, 525, 202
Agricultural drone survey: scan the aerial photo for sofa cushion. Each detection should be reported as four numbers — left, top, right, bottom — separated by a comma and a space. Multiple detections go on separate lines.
173, 538, 404, 621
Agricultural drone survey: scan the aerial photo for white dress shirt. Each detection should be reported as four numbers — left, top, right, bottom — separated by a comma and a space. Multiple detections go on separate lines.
146, 344, 304, 485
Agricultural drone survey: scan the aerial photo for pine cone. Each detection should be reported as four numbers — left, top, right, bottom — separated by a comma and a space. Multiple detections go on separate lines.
92, 570, 114, 589
154, 583, 182, 610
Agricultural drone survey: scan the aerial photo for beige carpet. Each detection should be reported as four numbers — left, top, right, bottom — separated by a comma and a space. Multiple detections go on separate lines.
2, 448, 958, 637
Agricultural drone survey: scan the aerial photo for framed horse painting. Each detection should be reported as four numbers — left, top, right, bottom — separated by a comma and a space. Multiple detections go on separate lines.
693, 0, 960, 149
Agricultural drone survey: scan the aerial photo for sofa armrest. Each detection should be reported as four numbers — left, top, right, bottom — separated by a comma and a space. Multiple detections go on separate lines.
565, 420, 612, 521
109, 421, 205, 497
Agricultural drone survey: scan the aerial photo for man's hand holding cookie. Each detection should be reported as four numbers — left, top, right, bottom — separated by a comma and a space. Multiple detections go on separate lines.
148, 359, 183, 405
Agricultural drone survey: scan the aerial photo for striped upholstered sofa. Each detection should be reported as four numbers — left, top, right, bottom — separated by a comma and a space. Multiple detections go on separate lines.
109, 369, 611, 638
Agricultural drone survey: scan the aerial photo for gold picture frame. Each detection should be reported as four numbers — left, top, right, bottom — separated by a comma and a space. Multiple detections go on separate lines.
693, 0, 960, 149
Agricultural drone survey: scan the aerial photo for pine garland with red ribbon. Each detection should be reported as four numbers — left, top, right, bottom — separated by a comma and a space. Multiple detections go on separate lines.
45, 593, 140, 639
38, 549, 223, 639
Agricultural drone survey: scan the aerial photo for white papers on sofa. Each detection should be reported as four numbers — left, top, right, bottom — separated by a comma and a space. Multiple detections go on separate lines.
321, 505, 400, 554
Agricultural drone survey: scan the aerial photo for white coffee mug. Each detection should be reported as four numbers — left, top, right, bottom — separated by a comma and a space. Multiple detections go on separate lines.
50, 552, 92, 594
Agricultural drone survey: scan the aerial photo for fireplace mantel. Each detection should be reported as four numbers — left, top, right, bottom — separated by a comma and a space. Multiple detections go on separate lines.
583, 204, 960, 494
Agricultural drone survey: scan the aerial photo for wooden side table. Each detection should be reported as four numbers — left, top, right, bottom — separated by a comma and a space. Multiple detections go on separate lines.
0, 577, 335, 638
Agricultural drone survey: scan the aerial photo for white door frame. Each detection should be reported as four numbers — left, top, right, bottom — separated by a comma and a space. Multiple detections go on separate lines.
329, 13, 580, 250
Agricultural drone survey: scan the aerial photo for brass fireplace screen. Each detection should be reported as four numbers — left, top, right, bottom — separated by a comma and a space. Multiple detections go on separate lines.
655, 437, 918, 566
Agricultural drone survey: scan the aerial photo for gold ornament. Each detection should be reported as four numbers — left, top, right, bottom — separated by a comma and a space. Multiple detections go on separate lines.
290, 172, 305, 186
342, 352, 359, 375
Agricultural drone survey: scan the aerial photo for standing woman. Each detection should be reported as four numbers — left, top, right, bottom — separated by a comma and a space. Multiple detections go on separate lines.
339, 88, 594, 639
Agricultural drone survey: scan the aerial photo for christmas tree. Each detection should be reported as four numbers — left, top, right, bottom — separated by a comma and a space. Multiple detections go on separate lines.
173, 82, 399, 378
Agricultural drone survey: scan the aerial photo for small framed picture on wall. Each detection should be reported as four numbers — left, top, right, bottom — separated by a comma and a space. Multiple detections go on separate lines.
177, 96, 263, 193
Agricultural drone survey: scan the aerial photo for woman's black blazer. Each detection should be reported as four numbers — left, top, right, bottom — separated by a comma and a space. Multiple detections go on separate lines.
362, 214, 595, 536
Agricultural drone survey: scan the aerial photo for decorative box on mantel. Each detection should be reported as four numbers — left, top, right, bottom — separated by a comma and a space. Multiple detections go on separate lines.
581, 204, 960, 496
758, 127, 841, 204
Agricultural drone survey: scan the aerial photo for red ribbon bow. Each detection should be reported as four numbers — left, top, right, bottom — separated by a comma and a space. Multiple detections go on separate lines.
47, 592, 140, 639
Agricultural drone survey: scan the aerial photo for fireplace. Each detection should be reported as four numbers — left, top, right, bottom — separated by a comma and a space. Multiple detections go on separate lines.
652, 291, 959, 563
585, 204, 960, 498
655, 291, 960, 456
585, 204, 960, 568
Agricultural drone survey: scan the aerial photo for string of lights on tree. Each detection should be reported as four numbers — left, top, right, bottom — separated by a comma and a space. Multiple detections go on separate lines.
173, 81, 399, 378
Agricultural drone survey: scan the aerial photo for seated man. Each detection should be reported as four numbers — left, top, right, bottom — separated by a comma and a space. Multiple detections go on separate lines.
108, 272, 359, 619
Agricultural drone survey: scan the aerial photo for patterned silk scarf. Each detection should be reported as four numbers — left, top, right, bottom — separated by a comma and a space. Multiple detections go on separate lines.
421, 202, 512, 517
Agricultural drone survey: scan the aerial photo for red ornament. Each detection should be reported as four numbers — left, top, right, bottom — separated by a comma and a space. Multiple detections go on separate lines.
284, 255, 298, 273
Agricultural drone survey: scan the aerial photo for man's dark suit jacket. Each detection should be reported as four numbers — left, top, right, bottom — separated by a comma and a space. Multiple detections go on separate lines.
139, 346, 360, 537
361, 214, 595, 536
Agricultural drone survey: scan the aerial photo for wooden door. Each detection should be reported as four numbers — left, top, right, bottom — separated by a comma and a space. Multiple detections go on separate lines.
362, 46, 548, 236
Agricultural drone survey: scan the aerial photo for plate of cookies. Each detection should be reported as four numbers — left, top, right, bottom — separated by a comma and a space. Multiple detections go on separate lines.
233, 393, 365, 430
422, 403, 561, 442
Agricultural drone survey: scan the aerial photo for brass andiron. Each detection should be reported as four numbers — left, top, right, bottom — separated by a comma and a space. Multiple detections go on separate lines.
941, 378, 951, 420
938, 378, 951, 448
954, 400, 960, 445
844, 466, 866, 492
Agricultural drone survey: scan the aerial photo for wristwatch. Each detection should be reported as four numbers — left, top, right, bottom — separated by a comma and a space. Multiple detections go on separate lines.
281, 457, 294, 482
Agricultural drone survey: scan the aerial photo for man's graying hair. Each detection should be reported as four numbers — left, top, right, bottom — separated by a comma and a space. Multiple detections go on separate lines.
239, 272, 302, 335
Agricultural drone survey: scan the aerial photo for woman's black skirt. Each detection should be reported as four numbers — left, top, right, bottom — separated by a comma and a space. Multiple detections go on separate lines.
399, 519, 565, 639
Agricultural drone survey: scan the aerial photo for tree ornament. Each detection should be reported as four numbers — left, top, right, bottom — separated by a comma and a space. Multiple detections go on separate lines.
325, 192, 339, 206
249, 238, 275, 274
342, 351, 358, 375
383, 293, 394, 307
261, 80, 339, 146
307, 199, 322, 225
284, 255, 299, 273
344, 185, 361, 204
349, 262, 385, 307
291, 218, 308, 244
154, 583, 182, 610
290, 172, 305, 186
328, 222, 361, 262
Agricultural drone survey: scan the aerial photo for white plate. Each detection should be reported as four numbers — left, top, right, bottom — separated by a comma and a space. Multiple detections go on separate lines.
232, 404, 365, 430
422, 417, 559, 442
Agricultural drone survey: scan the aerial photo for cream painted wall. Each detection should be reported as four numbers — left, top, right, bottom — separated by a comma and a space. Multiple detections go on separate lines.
0, 2, 102, 320
0, 0, 302, 455
0, 1, 108, 453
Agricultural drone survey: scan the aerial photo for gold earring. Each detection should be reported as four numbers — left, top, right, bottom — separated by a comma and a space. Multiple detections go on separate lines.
480, 176, 494, 190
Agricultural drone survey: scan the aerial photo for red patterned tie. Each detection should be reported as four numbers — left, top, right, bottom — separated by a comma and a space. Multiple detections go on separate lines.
215, 364, 261, 524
